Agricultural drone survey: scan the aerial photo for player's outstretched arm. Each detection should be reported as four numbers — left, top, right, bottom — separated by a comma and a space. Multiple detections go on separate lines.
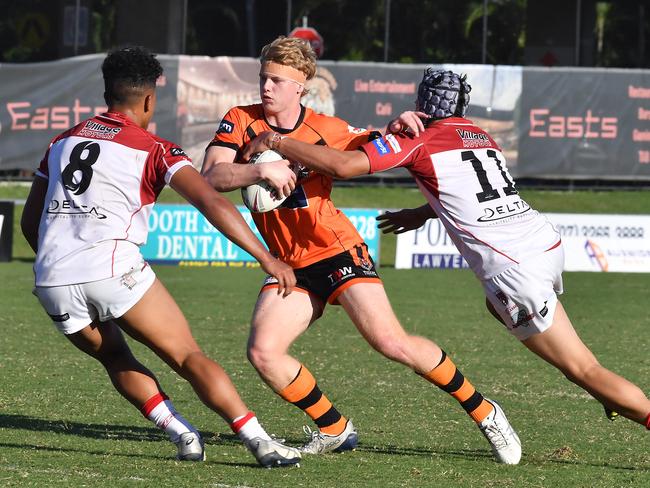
201, 145, 296, 196
20, 175, 48, 253
172, 165, 296, 296
243, 131, 371, 179
376, 204, 438, 234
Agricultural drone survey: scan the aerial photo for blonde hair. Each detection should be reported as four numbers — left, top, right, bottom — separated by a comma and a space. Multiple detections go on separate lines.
260, 36, 317, 81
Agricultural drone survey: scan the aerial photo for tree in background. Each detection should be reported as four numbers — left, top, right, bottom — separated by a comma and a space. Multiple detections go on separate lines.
0, 0, 648, 68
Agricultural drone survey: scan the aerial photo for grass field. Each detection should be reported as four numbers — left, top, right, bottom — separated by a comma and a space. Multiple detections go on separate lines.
1, 184, 649, 487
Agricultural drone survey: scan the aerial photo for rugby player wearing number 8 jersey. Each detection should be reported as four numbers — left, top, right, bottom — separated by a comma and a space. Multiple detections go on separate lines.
21, 46, 301, 467
202, 37, 521, 463
244, 68, 650, 438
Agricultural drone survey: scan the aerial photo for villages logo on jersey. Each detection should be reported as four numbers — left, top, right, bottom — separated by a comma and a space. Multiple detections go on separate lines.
371, 133, 402, 156
456, 128, 491, 148
78, 120, 122, 140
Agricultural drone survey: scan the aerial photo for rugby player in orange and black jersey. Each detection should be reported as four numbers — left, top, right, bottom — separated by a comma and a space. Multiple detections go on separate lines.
207, 103, 383, 302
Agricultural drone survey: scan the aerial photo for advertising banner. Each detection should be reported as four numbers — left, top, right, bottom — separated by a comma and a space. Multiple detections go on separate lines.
518, 68, 650, 179
0, 54, 179, 172
142, 204, 381, 266
395, 213, 650, 273
2, 54, 650, 181
395, 218, 469, 270
548, 213, 650, 272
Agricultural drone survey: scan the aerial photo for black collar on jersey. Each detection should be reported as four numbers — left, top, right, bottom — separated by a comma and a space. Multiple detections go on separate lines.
264, 104, 306, 134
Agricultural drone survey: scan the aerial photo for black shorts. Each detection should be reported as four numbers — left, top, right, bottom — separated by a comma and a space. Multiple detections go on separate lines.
261, 244, 382, 305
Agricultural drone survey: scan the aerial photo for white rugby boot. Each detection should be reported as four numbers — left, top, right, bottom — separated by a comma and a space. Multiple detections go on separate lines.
299, 419, 358, 454
478, 399, 522, 465
246, 437, 301, 468
175, 431, 205, 461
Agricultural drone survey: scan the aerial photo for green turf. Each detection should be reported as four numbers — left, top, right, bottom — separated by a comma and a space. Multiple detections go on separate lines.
1, 262, 649, 487
1, 184, 649, 486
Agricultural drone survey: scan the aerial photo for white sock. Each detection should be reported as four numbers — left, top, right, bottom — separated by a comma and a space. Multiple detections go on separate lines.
231, 412, 271, 443
144, 396, 197, 443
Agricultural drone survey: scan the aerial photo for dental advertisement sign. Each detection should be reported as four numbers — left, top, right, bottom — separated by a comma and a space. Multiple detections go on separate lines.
141, 204, 381, 266
395, 213, 650, 273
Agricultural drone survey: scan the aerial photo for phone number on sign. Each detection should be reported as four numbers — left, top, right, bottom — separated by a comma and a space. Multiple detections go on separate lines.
555, 224, 645, 238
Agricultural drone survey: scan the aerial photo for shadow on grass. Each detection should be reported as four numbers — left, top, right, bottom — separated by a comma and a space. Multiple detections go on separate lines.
0, 441, 259, 467
2, 413, 647, 471
355, 444, 648, 471
0, 413, 258, 467
0, 413, 170, 442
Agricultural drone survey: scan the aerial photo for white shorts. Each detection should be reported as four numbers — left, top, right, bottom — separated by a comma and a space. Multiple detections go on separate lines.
482, 244, 564, 341
34, 259, 156, 335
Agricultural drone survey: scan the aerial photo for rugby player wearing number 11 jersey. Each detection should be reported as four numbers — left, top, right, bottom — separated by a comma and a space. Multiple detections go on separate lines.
245, 68, 650, 441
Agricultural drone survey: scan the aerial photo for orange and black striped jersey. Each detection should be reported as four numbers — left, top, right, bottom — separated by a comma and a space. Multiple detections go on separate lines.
208, 104, 380, 268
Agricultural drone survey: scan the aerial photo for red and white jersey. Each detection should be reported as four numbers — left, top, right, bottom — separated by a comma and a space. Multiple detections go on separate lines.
34, 111, 192, 286
361, 117, 560, 280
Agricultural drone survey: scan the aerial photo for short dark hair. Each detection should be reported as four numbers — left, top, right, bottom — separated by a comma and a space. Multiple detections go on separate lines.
102, 46, 163, 106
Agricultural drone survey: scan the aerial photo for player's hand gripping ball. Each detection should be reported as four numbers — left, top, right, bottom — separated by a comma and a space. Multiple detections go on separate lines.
241, 149, 289, 213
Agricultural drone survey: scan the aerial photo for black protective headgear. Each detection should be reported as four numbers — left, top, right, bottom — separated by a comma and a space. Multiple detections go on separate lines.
416, 68, 471, 119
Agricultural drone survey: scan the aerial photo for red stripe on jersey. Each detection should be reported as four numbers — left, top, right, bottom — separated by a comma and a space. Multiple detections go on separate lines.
545, 239, 562, 252
124, 204, 145, 242
111, 240, 119, 277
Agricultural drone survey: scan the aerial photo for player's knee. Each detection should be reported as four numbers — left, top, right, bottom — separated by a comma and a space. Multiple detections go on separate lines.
94, 341, 134, 366
172, 349, 208, 375
247, 342, 278, 375
561, 358, 601, 384
372, 334, 410, 364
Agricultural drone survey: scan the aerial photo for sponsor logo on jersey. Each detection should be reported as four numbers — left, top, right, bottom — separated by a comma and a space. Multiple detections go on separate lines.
358, 257, 374, 271
371, 138, 391, 156
217, 120, 234, 134
280, 185, 309, 210
328, 266, 355, 285
477, 199, 531, 223
539, 301, 549, 318
385, 133, 402, 154
46, 199, 107, 219
120, 269, 137, 290
456, 128, 491, 148
48, 312, 70, 322
512, 308, 533, 329
170, 147, 188, 157
78, 120, 122, 140
347, 125, 366, 134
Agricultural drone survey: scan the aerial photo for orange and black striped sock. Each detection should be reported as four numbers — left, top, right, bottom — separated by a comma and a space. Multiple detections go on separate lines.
421, 350, 494, 423
279, 365, 347, 436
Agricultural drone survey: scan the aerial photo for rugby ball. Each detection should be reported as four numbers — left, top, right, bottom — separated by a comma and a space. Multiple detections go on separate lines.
241, 149, 288, 213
